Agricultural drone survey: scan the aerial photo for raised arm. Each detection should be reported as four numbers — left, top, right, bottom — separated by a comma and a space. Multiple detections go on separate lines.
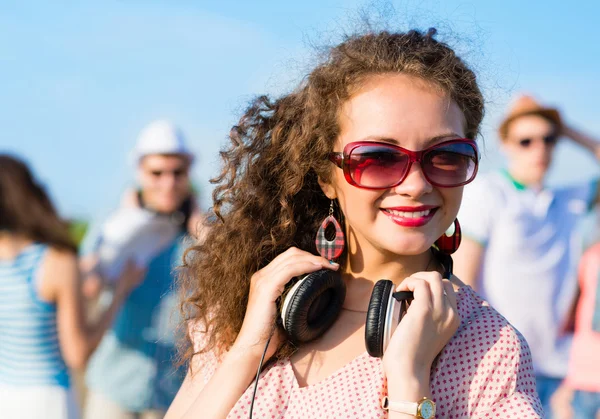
562, 124, 600, 206
563, 124, 600, 158
40, 248, 144, 370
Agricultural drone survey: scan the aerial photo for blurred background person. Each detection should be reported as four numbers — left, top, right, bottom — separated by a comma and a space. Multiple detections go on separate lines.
81, 120, 202, 419
551, 239, 600, 418
0, 154, 144, 419
454, 95, 600, 417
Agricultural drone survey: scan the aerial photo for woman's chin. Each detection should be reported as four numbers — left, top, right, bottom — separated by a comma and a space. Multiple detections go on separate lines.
383, 238, 434, 257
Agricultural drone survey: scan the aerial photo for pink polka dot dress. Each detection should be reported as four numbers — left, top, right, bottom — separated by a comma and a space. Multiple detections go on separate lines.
191, 286, 543, 418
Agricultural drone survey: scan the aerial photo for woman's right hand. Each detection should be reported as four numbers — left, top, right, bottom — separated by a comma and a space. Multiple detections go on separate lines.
231, 247, 339, 362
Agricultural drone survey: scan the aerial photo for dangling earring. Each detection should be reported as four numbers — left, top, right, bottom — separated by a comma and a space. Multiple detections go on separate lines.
434, 219, 462, 255
315, 200, 345, 261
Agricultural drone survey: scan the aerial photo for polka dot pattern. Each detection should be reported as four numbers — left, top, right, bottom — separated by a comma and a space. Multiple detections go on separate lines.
191, 287, 544, 418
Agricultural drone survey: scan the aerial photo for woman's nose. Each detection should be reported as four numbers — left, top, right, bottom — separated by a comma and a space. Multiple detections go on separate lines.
392, 162, 433, 198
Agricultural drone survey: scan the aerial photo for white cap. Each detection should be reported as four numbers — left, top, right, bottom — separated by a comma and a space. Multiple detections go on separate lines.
131, 120, 195, 165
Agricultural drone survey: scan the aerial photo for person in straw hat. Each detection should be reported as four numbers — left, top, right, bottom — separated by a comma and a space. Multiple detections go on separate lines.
454, 94, 600, 417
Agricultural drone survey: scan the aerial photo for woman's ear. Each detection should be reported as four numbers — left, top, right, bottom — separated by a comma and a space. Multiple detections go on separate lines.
317, 176, 337, 200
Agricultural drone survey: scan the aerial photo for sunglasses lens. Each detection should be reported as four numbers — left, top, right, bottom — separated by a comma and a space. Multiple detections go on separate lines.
422, 143, 478, 186
347, 145, 409, 188
341, 141, 478, 189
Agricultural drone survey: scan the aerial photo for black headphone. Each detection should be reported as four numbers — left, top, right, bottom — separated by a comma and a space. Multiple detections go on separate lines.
279, 269, 346, 344
364, 282, 413, 358
364, 249, 453, 357
279, 248, 453, 356
249, 250, 452, 418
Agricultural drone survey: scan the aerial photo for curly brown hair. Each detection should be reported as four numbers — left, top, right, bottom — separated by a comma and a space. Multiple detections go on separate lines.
180, 28, 484, 365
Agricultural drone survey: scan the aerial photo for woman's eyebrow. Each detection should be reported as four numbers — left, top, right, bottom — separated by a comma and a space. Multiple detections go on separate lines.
357, 132, 462, 146
360, 136, 399, 145
425, 132, 462, 145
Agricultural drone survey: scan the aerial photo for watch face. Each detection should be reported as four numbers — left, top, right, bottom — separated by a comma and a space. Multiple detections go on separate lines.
420, 400, 435, 419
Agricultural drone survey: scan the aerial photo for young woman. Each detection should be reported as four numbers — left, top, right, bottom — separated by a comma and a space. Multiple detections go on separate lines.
167, 29, 544, 418
0, 155, 144, 419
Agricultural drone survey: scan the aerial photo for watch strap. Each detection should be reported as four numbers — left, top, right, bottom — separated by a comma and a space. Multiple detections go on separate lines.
381, 396, 418, 415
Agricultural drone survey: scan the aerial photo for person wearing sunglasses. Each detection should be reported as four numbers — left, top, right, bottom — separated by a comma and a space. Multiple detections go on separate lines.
166, 29, 543, 419
454, 94, 600, 418
80, 120, 204, 419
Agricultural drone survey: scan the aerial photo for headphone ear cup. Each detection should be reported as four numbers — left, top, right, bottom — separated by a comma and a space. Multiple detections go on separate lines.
365, 280, 395, 358
281, 269, 346, 344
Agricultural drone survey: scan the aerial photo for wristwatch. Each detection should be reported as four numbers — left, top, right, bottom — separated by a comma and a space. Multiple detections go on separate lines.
381, 396, 436, 419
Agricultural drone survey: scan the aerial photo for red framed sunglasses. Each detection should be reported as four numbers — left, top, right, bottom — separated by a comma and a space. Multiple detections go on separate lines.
329, 139, 479, 189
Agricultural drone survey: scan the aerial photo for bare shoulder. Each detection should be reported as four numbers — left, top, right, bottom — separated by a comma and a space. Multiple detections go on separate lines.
44, 247, 78, 271
41, 247, 79, 297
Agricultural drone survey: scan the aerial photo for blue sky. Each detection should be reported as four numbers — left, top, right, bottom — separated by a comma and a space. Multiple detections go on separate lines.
1, 0, 599, 220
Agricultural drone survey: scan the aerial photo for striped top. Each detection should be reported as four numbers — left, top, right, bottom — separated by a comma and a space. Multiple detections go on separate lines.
0, 243, 70, 388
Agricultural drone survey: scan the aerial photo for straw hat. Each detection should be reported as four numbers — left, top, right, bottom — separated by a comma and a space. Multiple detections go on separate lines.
498, 95, 562, 140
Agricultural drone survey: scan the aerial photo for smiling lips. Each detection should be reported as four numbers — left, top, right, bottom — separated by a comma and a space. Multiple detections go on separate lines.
381, 206, 438, 227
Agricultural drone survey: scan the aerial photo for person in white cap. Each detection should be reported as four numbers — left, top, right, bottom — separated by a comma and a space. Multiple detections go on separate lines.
126, 120, 196, 216
80, 120, 203, 419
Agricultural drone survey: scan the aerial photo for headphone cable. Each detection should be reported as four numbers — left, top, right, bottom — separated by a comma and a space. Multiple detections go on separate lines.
248, 325, 275, 419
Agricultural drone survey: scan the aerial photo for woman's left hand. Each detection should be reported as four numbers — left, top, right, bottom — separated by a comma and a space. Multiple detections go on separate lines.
382, 272, 460, 387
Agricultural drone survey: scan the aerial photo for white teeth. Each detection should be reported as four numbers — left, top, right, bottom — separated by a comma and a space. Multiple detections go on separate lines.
386, 209, 431, 218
